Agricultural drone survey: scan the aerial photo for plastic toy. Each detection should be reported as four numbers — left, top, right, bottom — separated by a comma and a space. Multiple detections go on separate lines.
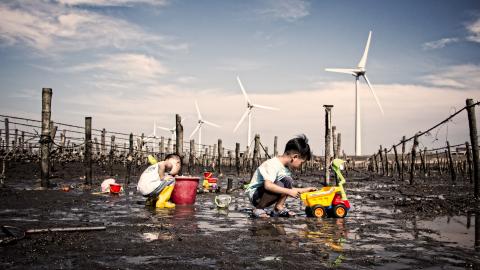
300, 159, 351, 218
202, 171, 220, 192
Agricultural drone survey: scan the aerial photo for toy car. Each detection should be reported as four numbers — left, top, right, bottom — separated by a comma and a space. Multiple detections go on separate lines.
300, 159, 351, 218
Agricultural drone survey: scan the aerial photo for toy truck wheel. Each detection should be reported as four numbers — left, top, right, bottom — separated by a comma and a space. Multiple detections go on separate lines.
333, 205, 347, 218
305, 207, 313, 217
312, 206, 326, 218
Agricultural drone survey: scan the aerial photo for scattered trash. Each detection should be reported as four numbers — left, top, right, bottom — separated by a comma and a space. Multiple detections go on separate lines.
101, 178, 116, 192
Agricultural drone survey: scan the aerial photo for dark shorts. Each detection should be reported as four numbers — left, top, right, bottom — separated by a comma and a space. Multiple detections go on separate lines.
144, 179, 175, 198
252, 176, 293, 208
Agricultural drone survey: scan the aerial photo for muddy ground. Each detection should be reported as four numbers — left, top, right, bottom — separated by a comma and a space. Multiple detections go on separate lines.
1, 161, 479, 269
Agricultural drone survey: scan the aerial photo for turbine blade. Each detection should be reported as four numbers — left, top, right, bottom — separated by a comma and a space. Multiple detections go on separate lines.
363, 75, 384, 115
252, 103, 279, 111
236, 76, 251, 104
181, 117, 188, 123
203, 120, 220, 128
233, 109, 250, 132
195, 100, 202, 119
157, 126, 171, 132
189, 124, 201, 139
325, 68, 357, 75
357, 31, 372, 69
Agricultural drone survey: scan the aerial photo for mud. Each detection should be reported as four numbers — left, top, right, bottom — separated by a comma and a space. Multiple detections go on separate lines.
1, 162, 479, 269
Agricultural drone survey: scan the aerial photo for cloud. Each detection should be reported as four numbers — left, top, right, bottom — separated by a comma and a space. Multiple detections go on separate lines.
56, 0, 168, 7
422, 37, 459, 50
217, 58, 267, 71
0, 1, 187, 54
257, 0, 310, 22
422, 64, 480, 89
466, 17, 480, 43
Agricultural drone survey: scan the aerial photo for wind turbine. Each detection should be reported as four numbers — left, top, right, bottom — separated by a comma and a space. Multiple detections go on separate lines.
157, 118, 188, 142
144, 121, 159, 151
325, 31, 384, 156
233, 76, 279, 148
189, 100, 220, 145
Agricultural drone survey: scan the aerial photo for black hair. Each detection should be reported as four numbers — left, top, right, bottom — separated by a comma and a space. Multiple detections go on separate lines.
164, 153, 181, 161
284, 134, 312, 160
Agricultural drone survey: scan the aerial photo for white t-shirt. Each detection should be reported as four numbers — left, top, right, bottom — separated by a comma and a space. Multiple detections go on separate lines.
246, 157, 292, 200
137, 163, 161, 196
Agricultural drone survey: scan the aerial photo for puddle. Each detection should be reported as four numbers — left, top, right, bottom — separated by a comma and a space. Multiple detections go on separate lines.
417, 215, 475, 249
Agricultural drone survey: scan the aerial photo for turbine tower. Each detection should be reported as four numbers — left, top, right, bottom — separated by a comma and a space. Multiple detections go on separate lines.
233, 76, 279, 148
325, 31, 384, 156
189, 100, 220, 145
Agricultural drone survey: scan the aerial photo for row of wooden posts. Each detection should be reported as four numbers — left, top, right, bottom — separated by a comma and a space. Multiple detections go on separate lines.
32, 88, 325, 188
367, 98, 480, 199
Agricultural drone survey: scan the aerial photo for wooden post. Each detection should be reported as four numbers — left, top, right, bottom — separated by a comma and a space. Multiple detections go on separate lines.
217, 139, 223, 176
160, 136, 165, 160
4, 118, 9, 151
110, 135, 115, 176
101, 128, 106, 156
127, 133, 133, 184
235, 143, 241, 176
324, 105, 333, 185
13, 129, 18, 149
384, 147, 389, 176
189, 139, 195, 175
374, 154, 379, 174
401, 136, 406, 181
227, 178, 233, 193
393, 145, 401, 180
446, 141, 456, 183
466, 99, 479, 199
409, 134, 419, 185
332, 126, 337, 159
421, 147, 427, 177
84, 117, 92, 185
466, 142, 473, 183
379, 146, 384, 175
273, 136, 278, 157
40, 88, 52, 188
252, 134, 260, 177
336, 133, 342, 159
176, 114, 184, 174
94, 137, 100, 157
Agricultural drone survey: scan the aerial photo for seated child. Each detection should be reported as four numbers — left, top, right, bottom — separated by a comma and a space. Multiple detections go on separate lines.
137, 154, 181, 208
246, 134, 317, 218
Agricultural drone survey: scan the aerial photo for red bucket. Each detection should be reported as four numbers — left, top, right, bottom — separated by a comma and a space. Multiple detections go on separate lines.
203, 172, 213, 179
109, 183, 122, 194
171, 177, 200, 205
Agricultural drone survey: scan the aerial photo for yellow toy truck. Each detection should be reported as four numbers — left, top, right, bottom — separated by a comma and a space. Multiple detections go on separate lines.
300, 159, 351, 218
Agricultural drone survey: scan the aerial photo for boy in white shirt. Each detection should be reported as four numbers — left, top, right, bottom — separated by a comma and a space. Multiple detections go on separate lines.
246, 135, 317, 217
137, 154, 181, 208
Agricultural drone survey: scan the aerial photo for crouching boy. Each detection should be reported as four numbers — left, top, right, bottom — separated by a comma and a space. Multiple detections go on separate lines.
246, 135, 317, 217
137, 154, 181, 208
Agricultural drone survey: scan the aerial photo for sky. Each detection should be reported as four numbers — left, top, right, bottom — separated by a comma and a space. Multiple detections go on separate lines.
0, 0, 479, 156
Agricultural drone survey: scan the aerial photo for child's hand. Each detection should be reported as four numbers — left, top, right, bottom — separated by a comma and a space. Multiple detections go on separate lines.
308, 187, 317, 192
287, 188, 300, 198
164, 175, 175, 181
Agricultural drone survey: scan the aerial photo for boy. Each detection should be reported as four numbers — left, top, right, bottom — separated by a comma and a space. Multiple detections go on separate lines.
246, 134, 317, 217
137, 154, 181, 208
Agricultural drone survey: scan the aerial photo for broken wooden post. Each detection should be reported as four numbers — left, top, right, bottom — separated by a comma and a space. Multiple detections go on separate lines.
374, 154, 379, 174
273, 136, 278, 157
409, 134, 419, 185
235, 143, 241, 176
40, 88, 52, 188
84, 117, 92, 185
446, 141, 456, 183
227, 177, 233, 193
217, 139, 223, 176
324, 105, 333, 185
420, 147, 427, 177
466, 99, 479, 199
110, 135, 115, 176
